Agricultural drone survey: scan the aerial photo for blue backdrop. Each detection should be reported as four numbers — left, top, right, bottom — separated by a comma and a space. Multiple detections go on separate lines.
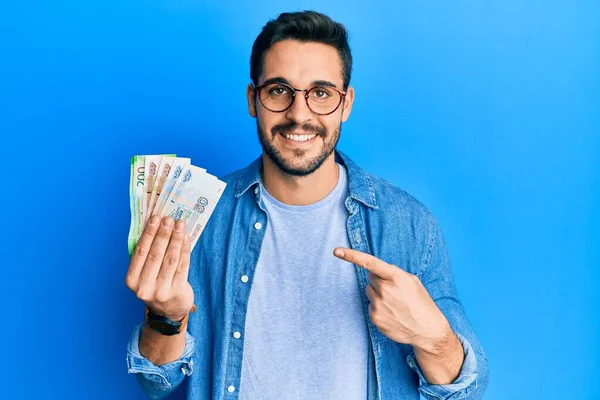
1, 1, 598, 399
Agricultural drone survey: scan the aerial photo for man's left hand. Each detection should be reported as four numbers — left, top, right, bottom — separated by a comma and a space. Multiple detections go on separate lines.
333, 247, 454, 355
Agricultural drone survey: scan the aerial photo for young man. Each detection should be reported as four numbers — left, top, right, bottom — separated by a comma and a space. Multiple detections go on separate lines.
126, 11, 489, 400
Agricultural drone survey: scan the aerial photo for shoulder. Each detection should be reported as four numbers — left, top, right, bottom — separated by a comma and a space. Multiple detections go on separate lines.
364, 171, 436, 226
338, 150, 435, 225
343, 161, 446, 276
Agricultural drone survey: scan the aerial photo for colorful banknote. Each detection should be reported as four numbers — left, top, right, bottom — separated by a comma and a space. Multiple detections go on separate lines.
160, 165, 227, 248
143, 155, 165, 220
128, 155, 225, 256
146, 156, 179, 224
128, 155, 146, 255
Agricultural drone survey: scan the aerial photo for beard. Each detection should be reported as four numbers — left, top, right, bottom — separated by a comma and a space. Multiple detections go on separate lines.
256, 119, 341, 177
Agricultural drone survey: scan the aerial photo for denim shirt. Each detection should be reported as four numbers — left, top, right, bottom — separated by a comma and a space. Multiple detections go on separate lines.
126, 151, 489, 400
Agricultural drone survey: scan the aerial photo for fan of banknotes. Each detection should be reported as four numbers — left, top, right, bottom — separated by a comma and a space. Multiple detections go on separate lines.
128, 154, 227, 256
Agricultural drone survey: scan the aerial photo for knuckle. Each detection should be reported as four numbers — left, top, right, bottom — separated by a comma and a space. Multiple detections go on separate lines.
124, 274, 136, 291
372, 309, 384, 325
365, 257, 377, 271
163, 253, 178, 267
156, 227, 172, 240
141, 227, 156, 240
175, 261, 188, 275
369, 308, 379, 323
147, 251, 163, 263
135, 287, 154, 303
366, 288, 374, 300
407, 274, 419, 286
180, 255, 191, 267
154, 288, 171, 304
171, 229, 185, 242
134, 243, 149, 257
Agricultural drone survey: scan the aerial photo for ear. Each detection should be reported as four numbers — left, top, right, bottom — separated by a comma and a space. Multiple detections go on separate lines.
341, 85, 355, 122
246, 83, 257, 118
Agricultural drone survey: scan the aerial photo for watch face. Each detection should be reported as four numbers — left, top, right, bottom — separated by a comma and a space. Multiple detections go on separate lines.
149, 320, 178, 335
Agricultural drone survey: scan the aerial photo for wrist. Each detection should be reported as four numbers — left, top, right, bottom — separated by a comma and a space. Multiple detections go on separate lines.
139, 323, 187, 365
414, 324, 457, 357
412, 330, 464, 385
144, 305, 196, 336
146, 304, 195, 322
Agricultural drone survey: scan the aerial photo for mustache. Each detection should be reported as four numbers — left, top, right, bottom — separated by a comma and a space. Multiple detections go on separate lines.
271, 121, 326, 137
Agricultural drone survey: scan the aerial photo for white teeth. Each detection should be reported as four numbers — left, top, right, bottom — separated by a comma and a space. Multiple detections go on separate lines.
285, 134, 317, 142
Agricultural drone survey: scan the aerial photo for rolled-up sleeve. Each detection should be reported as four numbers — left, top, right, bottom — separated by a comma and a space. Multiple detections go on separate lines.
406, 332, 479, 400
126, 322, 195, 400
409, 215, 490, 400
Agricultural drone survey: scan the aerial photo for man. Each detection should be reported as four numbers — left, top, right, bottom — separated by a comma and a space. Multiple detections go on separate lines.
126, 10, 489, 400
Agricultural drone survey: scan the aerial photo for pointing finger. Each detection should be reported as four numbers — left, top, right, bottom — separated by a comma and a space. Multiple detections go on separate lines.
334, 247, 397, 280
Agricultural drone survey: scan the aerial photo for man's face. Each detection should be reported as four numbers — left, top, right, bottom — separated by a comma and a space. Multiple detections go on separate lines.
247, 39, 354, 176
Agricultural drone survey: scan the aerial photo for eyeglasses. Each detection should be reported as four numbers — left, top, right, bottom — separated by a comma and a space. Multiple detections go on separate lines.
254, 82, 347, 116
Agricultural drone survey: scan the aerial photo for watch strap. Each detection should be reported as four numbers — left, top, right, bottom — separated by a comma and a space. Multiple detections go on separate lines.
144, 304, 197, 335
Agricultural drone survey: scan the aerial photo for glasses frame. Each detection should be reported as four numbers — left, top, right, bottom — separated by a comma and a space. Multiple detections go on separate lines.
254, 82, 347, 116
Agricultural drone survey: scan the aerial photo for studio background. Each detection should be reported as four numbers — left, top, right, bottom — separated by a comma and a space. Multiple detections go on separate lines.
1, 1, 598, 399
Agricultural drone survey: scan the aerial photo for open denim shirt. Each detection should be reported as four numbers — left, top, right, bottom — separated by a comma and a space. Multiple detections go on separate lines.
127, 151, 489, 400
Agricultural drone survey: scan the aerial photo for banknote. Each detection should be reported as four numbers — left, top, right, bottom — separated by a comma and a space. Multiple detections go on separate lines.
187, 174, 226, 248
145, 156, 180, 224
129, 155, 225, 255
160, 166, 226, 248
128, 155, 146, 256
152, 158, 197, 218
143, 155, 164, 220
158, 165, 203, 218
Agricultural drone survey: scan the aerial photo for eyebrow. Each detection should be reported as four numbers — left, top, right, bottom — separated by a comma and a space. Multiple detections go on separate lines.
262, 76, 338, 89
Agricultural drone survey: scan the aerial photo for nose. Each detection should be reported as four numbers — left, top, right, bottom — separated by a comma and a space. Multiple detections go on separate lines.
285, 91, 313, 124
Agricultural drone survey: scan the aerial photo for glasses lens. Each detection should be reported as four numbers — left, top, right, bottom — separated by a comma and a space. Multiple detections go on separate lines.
307, 86, 341, 115
259, 83, 294, 112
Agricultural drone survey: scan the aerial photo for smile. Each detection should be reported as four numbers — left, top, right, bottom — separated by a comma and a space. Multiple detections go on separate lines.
281, 133, 318, 142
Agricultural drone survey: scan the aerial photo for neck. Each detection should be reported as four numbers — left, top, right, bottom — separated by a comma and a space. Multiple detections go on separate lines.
260, 153, 339, 206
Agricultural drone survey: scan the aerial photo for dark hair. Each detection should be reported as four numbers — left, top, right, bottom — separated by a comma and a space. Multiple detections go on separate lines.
250, 11, 353, 90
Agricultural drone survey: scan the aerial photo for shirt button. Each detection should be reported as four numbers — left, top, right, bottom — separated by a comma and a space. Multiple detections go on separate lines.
254, 222, 262, 230
233, 331, 241, 339
227, 385, 235, 393
241, 275, 249, 283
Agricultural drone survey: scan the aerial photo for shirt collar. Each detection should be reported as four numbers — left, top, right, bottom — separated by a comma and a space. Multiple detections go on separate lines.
234, 150, 378, 209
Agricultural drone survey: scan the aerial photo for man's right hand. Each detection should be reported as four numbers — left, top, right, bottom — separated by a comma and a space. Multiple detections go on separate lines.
125, 216, 194, 321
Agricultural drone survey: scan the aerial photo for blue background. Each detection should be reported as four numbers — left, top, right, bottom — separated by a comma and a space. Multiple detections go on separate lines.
1, 1, 598, 399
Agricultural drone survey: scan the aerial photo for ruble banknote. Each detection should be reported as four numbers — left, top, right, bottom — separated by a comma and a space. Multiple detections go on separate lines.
128, 155, 225, 255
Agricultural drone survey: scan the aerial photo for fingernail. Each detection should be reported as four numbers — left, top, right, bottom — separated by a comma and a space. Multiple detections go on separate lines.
162, 217, 174, 228
175, 220, 185, 232
149, 216, 159, 226
334, 249, 344, 257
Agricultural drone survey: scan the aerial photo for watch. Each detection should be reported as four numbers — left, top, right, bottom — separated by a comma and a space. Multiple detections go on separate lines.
145, 306, 194, 336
